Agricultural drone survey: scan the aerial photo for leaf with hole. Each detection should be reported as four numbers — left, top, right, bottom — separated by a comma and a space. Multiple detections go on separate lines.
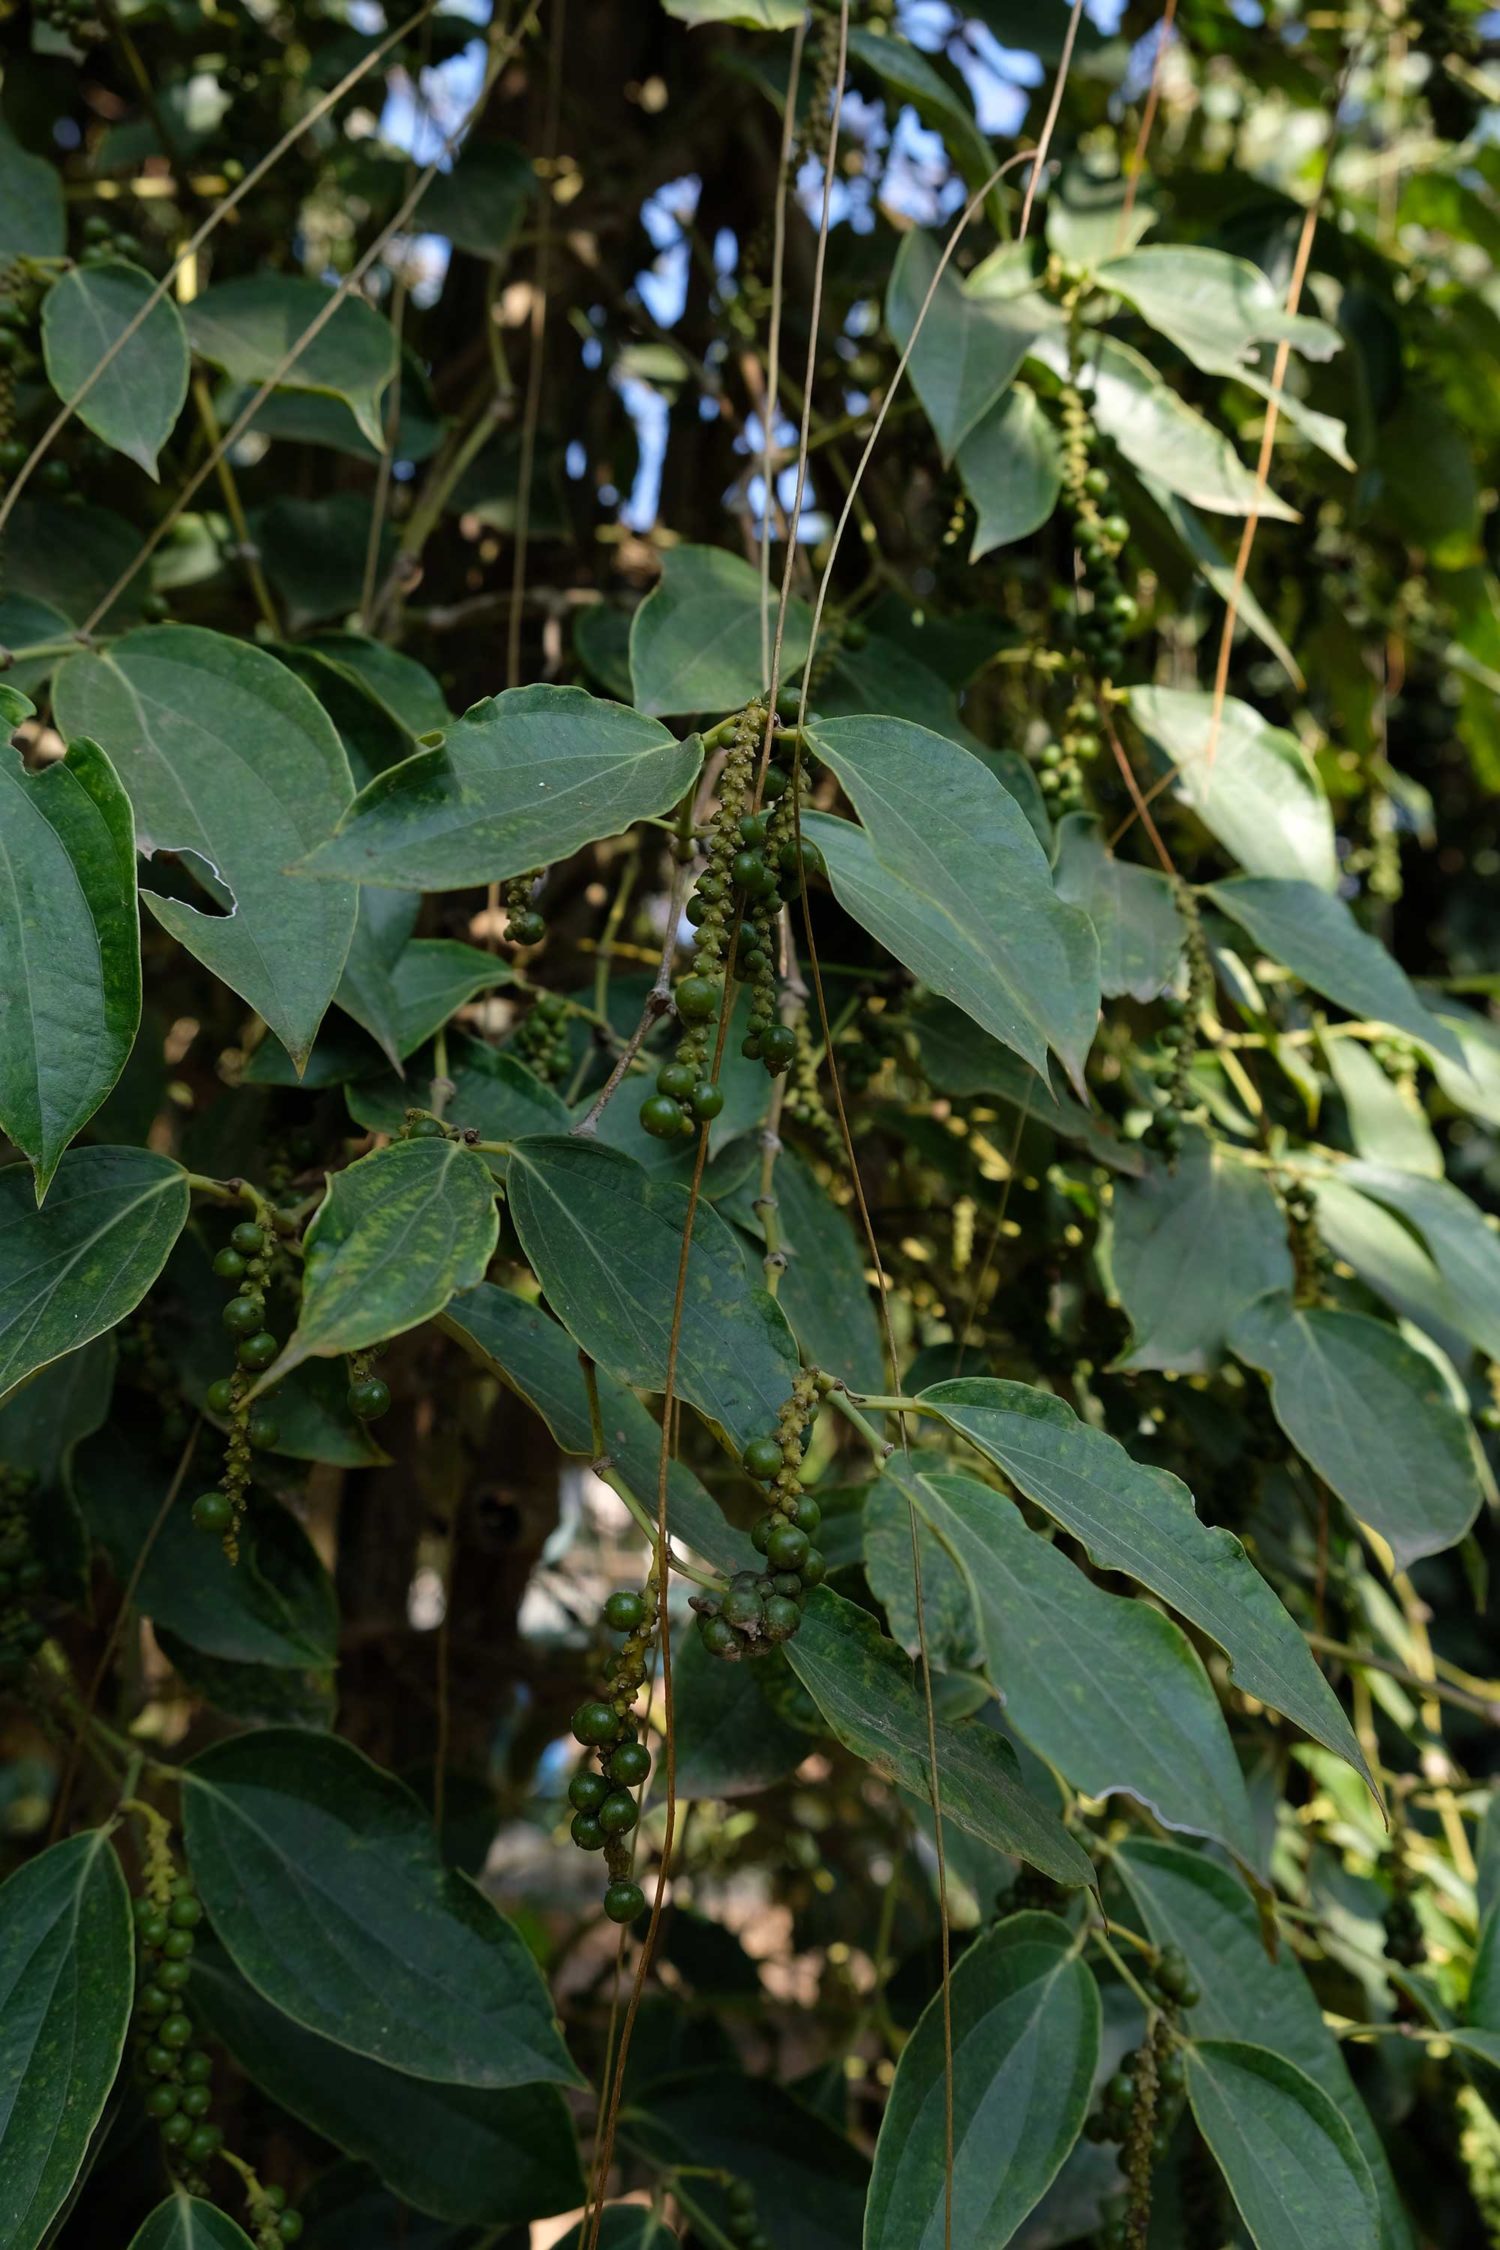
186, 275, 398, 452
180, 1728, 581, 2089
0, 1830, 133, 2250
865, 1912, 1099, 2250
0, 1145, 188, 1404
785, 1586, 1095, 1886
41, 259, 189, 477
804, 716, 1100, 1093
504, 1135, 800, 1452
921, 1377, 1372, 1790
261, 1138, 499, 1387
1230, 1293, 1482, 1570
297, 686, 701, 891
0, 736, 140, 1198
53, 627, 358, 1071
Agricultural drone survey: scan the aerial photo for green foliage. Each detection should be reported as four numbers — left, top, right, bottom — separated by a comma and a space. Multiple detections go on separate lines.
2, 8, 1498, 2249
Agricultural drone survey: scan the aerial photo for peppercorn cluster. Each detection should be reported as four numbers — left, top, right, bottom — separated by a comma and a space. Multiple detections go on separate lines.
1151, 881, 1211, 1163
194, 1215, 283, 1552
567, 1582, 657, 1927
1033, 689, 1104, 818
644, 708, 818, 1143
504, 868, 547, 950
720, 2174, 771, 2250
1086, 1943, 1199, 2249
691, 1368, 833, 1659
0, 1467, 49, 1685
514, 989, 572, 1082
1383, 1828, 1427, 1970
1058, 378, 1137, 682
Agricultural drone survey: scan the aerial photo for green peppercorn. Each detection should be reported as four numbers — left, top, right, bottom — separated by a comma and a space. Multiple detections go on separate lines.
347, 1376, 391, 1420
158, 1958, 191, 1992
675, 975, 720, 1023
571, 1811, 606, 1851
145, 2083, 180, 2120
765, 1521, 810, 1572
690, 1079, 724, 1120
603, 1879, 645, 1923
159, 2012, 194, 2050
236, 1331, 278, 1371
763, 1595, 801, 1642
608, 1740, 651, 1786
604, 1590, 646, 1632
205, 1378, 235, 1416
656, 1061, 695, 1099
742, 1435, 784, 1480
191, 1492, 233, 1535
569, 1770, 608, 1812
222, 1294, 264, 1336
246, 1409, 279, 1450
699, 1614, 737, 1656
179, 2082, 213, 2118
799, 1547, 826, 1588
722, 1581, 764, 1630
641, 1094, 687, 1140
182, 2051, 213, 2085
184, 2124, 222, 2164
212, 1248, 246, 1283
572, 1699, 619, 1747
598, 1789, 639, 1835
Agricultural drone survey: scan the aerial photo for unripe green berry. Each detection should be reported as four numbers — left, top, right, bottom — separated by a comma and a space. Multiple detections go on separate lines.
237, 1331, 279, 1371
222, 1294, 264, 1336
641, 1094, 687, 1139
765, 1521, 809, 1572
690, 1079, 724, 1120
192, 1491, 233, 1535
598, 1789, 638, 1835
763, 1596, 801, 1642
212, 1248, 246, 1282
656, 1061, 695, 1099
742, 1436, 784, 1480
569, 1770, 608, 1812
603, 1589, 646, 1632
230, 1222, 265, 1255
675, 975, 720, 1023
570, 1811, 606, 1851
205, 1378, 235, 1416
603, 1879, 645, 1923
608, 1740, 651, 1786
572, 1699, 618, 1746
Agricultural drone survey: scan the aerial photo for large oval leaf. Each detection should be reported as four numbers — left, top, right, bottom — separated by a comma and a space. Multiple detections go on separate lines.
885, 229, 1045, 462
180, 1729, 581, 2090
865, 1912, 1099, 2250
1115, 1839, 1413, 2250
40, 260, 189, 477
0, 1146, 188, 1403
1128, 685, 1336, 890
628, 544, 810, 718
1230, 1293, 1482, 1569
805, 715, 1099, 1093
1111, 1133, 1293, 1372
1207, 879, 1463, 1068
785, 1586, 1094, 1886
0, 1830, 133, 2250
0, 737, 141, 1197
1052, 813, 1182, 1003
296, 686, 702, 892
958, 383, 1062, 558
505, 1135, 800, 1452
261, 1138, 499, 1389
916, 1469, 1261, 1869
186, 275, 397, 452
53, 627, 358, 1070
1185, 2040, 1379, 2250
193, 1946, 583, 2226
921, 1377, 1372, 1791
127, 2196, 257, 2250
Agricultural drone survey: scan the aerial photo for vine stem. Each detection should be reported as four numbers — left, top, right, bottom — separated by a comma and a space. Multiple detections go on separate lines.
505, 0, 566, 692
0, 0, 443, 535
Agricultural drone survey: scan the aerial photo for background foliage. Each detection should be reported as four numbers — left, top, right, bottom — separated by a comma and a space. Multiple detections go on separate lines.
2, 0, 1500, 2245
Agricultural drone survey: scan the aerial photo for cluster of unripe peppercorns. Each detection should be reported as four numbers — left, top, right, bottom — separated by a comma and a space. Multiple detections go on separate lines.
568, 1584, 657, 1925
1034, 690, 1104, 817
1150, 883, 1210, 1163
1086, 1943, 1199, 2248
131, 1870, 230, 2195
193, 1218, 282, 1548
0, 1467, 49, 1685
514, 988, 572, 1082
1058, 380, 1136, 681
504, 868, 547, 950
691, 1369, 833, 1659
720, 2175, 771, 2250
641, 706, 816, 1142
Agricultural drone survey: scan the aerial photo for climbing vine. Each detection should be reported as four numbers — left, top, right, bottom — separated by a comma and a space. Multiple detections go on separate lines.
0, 4, 1499, 2250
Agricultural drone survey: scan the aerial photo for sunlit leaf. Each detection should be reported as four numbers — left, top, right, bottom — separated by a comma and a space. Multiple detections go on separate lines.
186, 275, 398, 452
629, 544, 809, 718
1111, 1134, 1293, 1371
41, 260, 189, 477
